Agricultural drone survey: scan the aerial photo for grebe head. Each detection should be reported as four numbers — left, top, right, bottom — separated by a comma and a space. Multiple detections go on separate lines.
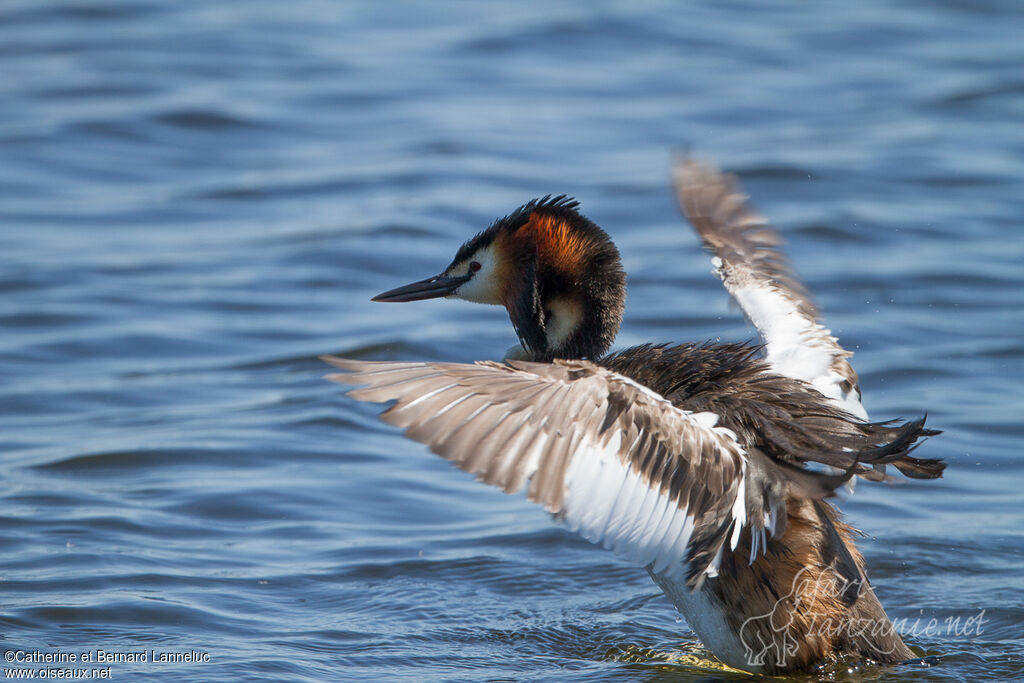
373, 196, 626, 361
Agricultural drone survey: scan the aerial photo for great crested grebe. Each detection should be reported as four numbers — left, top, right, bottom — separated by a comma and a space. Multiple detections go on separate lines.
325, 158, 944, 674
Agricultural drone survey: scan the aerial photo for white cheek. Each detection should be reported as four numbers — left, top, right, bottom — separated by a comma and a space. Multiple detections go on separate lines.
545, 296, 582, 351
451, 245, 503, 305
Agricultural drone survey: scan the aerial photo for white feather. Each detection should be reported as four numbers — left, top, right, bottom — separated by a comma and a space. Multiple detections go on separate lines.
732, 283, 868, 420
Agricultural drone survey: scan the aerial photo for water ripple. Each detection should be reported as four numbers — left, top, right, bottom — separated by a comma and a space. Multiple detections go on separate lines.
1, 1, 1021, 681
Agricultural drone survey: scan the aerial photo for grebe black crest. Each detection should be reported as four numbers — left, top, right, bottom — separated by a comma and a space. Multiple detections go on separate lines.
325, 158, 944, 674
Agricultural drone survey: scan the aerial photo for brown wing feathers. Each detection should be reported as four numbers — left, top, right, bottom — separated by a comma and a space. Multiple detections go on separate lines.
602, 342, 944, 485
674, 156, 818, 320
325, 355, 750, 588
673, 156, 864, 407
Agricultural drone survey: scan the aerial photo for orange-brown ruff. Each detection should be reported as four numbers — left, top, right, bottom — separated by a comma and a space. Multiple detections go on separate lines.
326, 158, 944, 674
515, 211, 593, 277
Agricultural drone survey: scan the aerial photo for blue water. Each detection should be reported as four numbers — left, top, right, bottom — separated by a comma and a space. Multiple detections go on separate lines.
2, 1, 1022, 681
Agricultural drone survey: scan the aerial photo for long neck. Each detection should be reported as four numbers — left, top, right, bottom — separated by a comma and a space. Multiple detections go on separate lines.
514, 259, 625, 363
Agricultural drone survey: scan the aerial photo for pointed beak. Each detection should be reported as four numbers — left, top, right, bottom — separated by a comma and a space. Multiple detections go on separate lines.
371, 273, 472, 302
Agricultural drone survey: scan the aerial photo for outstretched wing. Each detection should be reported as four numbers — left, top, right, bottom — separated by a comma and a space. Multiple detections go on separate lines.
673, 157, 867, 420
324, 355, 750, 589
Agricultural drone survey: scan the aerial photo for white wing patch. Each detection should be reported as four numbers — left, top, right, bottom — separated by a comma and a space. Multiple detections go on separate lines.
731, 283, 867, 420
561, 430, 718, 581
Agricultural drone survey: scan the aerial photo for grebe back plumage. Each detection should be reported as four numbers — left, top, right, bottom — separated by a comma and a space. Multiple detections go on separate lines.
325, 158, 943, 673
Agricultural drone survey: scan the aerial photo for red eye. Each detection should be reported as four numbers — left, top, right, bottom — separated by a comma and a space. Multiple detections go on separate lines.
469, 261, 482, 272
